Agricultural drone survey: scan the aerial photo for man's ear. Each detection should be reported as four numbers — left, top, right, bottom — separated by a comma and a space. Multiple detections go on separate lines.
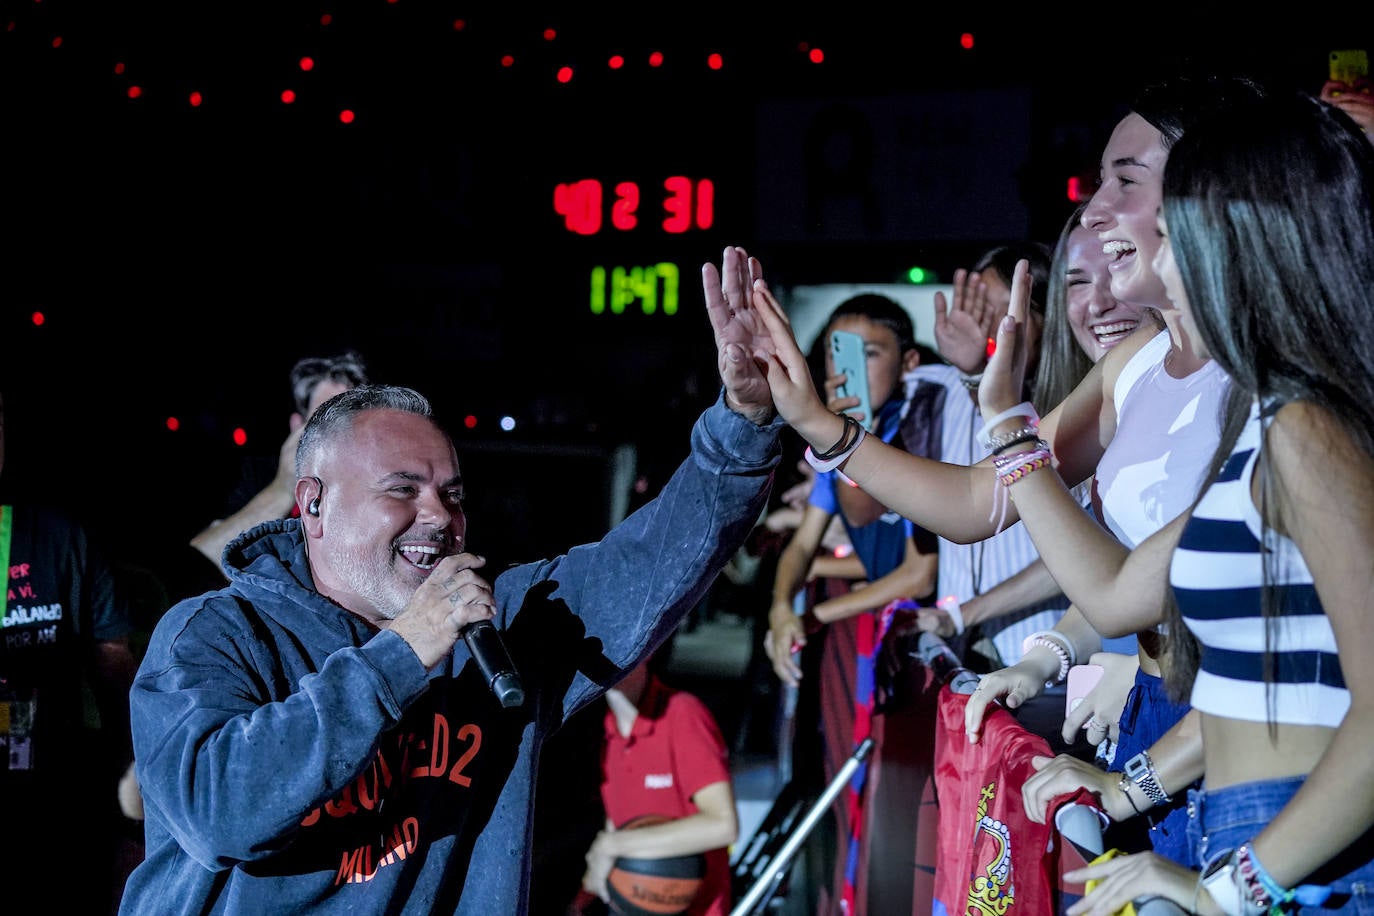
288, 412, 306, 433
295, 477, 323, 531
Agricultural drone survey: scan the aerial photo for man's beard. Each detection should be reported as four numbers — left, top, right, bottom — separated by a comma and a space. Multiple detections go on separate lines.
338, 543, 413, 622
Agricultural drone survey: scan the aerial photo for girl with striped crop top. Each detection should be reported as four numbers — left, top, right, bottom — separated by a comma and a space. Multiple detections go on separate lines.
1171, 399, 1344, 731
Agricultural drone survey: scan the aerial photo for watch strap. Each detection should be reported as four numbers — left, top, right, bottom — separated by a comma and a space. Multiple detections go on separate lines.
1124, 750, 1172, 806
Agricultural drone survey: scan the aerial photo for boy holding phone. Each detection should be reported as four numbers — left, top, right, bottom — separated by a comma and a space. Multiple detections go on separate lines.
764, 292, 939, 912
766, 293, 936, 678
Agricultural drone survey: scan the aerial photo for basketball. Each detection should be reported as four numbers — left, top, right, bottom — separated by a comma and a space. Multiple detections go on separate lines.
606, 815, 706, 916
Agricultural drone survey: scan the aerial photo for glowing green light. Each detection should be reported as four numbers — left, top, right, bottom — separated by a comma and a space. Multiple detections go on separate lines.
907, 266, 931, 284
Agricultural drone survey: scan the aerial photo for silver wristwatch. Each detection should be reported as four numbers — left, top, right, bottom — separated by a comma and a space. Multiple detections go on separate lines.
1123, 750, 1171, 806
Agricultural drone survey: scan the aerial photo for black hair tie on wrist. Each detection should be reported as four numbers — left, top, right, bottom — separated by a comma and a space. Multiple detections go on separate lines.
812, 414, 863, 462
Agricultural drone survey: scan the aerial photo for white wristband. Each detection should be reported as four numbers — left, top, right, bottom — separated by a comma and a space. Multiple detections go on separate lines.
936, 595, 965, 635
804, 424, 867, 473
977, 401, 1039, 449
1198, 854, 1268, 916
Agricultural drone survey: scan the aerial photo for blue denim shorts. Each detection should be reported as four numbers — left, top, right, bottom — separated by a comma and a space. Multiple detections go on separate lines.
1110, 669, 1195, 867
1187, 776, 1374, 912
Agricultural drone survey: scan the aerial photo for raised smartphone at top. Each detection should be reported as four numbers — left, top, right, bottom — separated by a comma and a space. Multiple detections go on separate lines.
830, 330, 873, 430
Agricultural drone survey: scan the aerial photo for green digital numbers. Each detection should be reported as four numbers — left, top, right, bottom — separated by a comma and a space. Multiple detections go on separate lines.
590, 263, 681, 315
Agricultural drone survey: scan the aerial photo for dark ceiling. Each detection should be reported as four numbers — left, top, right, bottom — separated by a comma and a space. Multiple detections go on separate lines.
2, 3, 1366, 582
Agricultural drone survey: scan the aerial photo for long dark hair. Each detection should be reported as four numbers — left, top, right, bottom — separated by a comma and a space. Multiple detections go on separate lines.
1159, 90, 1374, 701
1131, 72, 1269, 151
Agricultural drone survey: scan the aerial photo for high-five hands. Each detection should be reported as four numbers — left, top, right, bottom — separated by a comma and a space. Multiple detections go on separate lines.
702, 246, 776, 425
746, 274, 848, 449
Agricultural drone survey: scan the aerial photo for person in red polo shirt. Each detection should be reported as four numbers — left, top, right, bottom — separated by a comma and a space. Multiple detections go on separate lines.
574, 646, 738, 916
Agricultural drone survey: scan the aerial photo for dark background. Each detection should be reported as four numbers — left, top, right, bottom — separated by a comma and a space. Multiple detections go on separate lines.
2, 3, 1365, 593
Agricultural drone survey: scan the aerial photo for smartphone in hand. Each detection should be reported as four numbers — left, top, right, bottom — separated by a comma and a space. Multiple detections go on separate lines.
829, 330, 873, 429
1330, 49, 1370, 85
1066, 663, 1105, 716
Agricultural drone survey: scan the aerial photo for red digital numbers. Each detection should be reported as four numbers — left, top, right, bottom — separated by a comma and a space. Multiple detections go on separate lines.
553, 177, 714, 235
662, 175, 714, 233
553, 179, 602, 236
611, 181, 639, 231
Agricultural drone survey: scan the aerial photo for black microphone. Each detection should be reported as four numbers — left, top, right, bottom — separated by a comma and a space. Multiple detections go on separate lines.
461, 619, 525, 708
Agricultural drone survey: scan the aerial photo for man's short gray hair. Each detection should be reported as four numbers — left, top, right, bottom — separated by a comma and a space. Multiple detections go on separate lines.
296, 384, 434, 477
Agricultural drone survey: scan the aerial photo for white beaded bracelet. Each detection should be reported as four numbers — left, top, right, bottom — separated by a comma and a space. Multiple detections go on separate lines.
1021, 629, 1075, 685
1023, 627, 1077, 665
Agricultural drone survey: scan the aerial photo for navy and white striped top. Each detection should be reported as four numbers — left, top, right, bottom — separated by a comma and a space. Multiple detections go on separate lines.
1171, 398, 1347, 727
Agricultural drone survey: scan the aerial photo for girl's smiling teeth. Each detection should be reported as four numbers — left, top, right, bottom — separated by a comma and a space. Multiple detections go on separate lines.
1102, 240, 1136, 260
1093, 320, 1139, 346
